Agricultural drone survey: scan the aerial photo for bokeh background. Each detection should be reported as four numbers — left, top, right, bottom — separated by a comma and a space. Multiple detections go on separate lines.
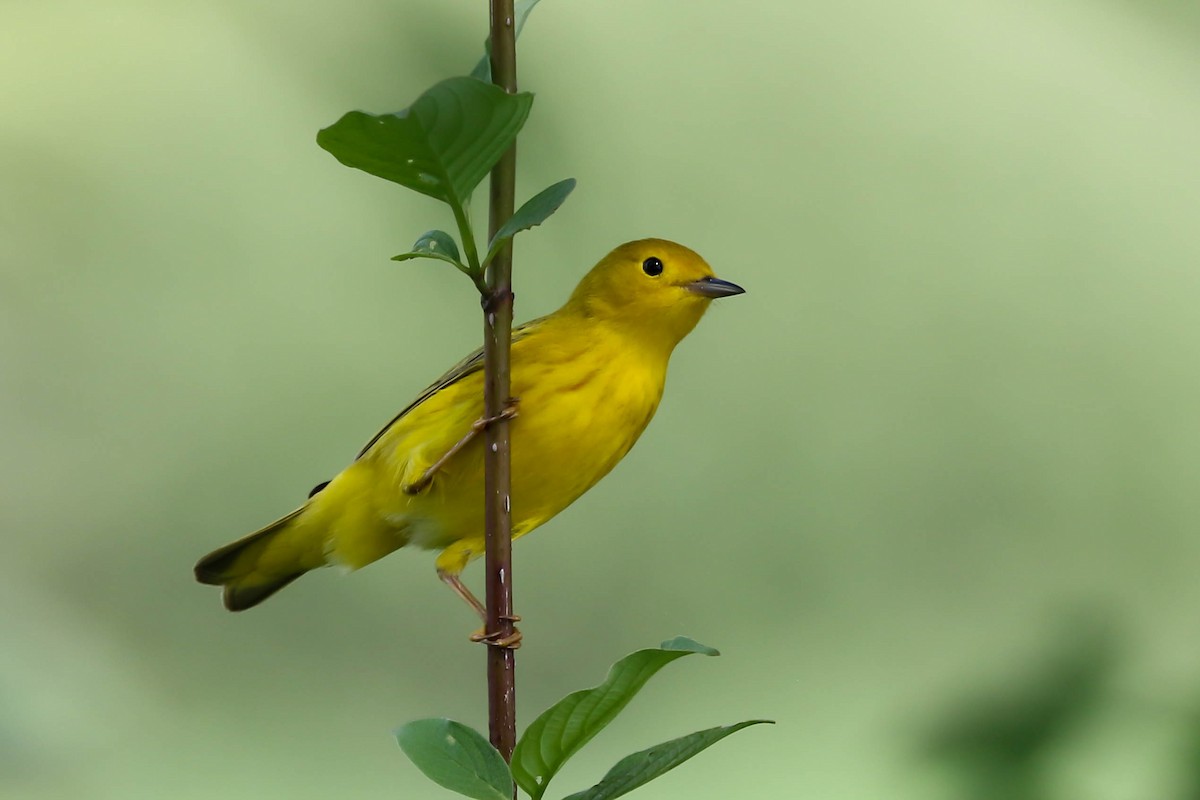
4, 1, 1200, 798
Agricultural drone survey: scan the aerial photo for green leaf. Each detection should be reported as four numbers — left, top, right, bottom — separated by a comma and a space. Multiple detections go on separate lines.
392, 230, 470, 274
482, 178, 576, 268
512, 637, 718, 800
470, 0, 544, 81
396, 718, 513, 800
561, 721, 774, 800
316, 77, 533, 212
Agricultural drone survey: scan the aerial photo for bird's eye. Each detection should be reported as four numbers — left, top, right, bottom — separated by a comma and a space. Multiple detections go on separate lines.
642, 257, 663, 276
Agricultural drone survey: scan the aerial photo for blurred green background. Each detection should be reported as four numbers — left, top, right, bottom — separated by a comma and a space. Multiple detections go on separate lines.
4, 1, 1200, 798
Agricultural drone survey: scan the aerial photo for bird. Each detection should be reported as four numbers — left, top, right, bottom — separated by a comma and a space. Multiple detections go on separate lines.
194, 238, 744, 638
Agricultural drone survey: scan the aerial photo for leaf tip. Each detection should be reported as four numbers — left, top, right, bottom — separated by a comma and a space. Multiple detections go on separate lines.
659, 636, 720, 656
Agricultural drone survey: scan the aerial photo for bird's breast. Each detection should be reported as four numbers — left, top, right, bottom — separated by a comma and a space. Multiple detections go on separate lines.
508, 344, 665, 528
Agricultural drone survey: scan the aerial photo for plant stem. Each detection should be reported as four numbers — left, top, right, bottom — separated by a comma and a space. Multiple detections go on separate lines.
451, 201, 483, 275
483, 0, 518, 769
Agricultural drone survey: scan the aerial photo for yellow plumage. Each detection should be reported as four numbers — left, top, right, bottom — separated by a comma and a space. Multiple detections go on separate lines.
194, 238, 743, 612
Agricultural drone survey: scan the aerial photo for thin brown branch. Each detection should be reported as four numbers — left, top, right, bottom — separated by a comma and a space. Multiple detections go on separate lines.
483, 0, 519, 769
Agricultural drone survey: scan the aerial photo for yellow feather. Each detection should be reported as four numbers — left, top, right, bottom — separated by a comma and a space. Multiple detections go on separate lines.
194, 238, 743, 611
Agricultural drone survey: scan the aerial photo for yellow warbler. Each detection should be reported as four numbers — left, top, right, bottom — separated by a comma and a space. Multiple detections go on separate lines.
194, 238, 743, 617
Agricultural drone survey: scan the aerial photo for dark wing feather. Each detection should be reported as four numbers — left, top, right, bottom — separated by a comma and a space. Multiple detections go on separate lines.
355, 318, 542, 459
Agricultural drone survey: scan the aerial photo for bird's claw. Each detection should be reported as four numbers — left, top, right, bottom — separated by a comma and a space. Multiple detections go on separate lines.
470, 616, 523, 649
472, 397, 520, 431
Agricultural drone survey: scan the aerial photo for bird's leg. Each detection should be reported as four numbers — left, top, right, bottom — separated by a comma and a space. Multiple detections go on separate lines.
437, 568, 523, 650
403, 397, 520, 495
402, 429, 480, 495
439, 570, 487, 618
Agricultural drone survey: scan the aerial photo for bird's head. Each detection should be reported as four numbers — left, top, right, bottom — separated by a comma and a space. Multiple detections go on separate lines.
566, 239, 744, 350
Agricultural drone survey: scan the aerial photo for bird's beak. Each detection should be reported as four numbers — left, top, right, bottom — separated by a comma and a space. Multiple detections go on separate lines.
687, 276, 745, 298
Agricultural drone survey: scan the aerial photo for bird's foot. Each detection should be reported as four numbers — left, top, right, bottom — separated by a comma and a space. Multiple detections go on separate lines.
472, 397, 520, 432
469, 614, 523, 649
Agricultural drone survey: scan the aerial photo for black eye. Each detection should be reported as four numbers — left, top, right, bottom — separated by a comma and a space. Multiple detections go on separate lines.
642, 257, 663, 276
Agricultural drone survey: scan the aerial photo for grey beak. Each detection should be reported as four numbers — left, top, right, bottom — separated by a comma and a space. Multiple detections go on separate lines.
688, 276, 746, 298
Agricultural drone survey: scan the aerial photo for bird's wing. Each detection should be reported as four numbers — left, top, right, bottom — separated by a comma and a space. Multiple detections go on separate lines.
355, 317, 543, 459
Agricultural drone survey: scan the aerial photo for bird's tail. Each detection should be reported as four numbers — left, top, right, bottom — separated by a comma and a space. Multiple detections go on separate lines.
194, 508, 316, 611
